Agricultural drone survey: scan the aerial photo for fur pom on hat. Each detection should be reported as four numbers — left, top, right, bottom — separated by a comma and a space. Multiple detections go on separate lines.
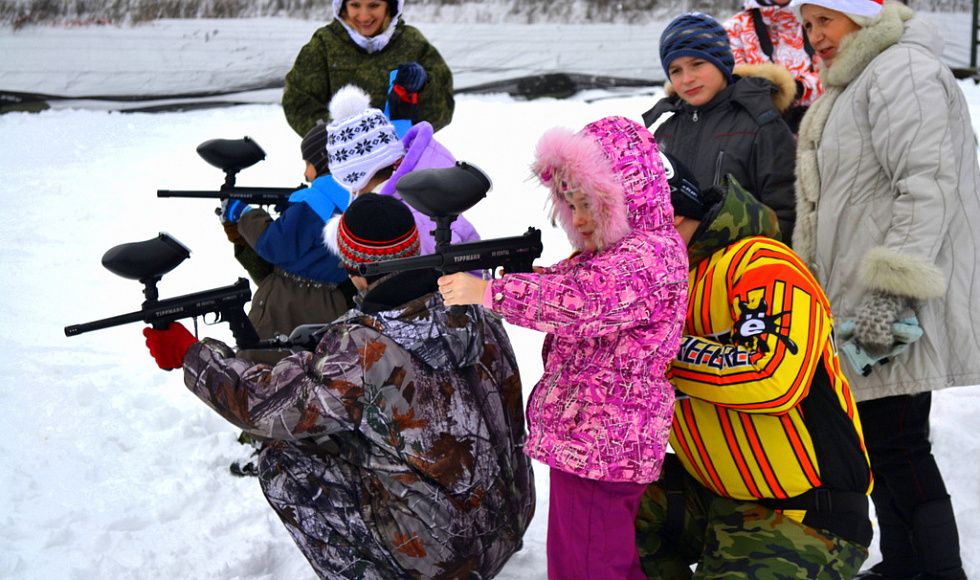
326, 85, 406, 193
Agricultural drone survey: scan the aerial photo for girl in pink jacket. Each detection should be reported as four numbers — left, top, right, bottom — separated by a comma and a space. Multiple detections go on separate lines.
439, 116, 688, 579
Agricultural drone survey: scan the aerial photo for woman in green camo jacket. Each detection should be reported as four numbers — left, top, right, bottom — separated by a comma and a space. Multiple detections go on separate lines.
282, 0, 455, 137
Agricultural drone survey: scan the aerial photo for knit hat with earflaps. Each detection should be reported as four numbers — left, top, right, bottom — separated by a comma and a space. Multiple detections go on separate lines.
326, 85, 406, 193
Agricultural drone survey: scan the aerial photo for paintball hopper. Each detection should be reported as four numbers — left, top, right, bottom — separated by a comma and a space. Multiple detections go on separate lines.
395, 161, 491, 219
101, 233, 190, 283
196, 137, 266, 176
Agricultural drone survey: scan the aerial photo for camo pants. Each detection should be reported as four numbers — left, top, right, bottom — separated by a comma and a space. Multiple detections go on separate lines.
635, 456, 868, 579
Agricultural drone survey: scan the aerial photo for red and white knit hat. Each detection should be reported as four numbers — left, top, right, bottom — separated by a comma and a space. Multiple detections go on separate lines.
332, 193, 420, 271
789, 0, 883, 18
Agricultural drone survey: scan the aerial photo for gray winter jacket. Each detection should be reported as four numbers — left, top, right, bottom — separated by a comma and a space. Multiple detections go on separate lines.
643, 62, 798, 240
794, 2, 980, 400
181, 270, 535, 579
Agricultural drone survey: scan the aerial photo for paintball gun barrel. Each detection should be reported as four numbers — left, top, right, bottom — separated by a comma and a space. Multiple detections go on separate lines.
156, 137, 306, 210
359, 228, 542, 277
358, 162, 543, 278
64, 233, 261, 350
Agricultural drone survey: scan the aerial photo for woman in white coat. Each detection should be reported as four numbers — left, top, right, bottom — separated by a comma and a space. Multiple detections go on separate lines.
790, 0, 979, 577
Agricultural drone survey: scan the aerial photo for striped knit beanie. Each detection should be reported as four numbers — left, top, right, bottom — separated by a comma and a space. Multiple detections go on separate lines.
336, 193, 420, 270
300, 121, 330, 177
326, 85, 406, 193
660, 12, 735, 84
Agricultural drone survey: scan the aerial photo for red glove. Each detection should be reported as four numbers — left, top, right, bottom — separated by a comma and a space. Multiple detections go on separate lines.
143, 322, 199, 370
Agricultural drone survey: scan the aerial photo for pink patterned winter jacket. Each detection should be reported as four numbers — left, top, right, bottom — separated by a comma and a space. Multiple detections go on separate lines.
487, 116, 689, 483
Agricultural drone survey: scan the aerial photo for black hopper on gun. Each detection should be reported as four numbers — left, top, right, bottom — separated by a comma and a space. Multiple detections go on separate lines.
358, 162, 544, 278
64, 233, 260, 349
156, 136, 307, 213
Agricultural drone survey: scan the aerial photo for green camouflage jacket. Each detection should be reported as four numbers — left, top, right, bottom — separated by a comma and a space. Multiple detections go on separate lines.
686, 175, 781, 267
282, 19, 455, 136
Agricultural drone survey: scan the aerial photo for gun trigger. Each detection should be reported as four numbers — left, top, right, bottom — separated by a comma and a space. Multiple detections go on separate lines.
202, 312, 220, 326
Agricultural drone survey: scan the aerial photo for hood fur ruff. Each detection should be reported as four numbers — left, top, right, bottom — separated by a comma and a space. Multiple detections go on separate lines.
664, 62, 796, 113
532, 116, 672, 252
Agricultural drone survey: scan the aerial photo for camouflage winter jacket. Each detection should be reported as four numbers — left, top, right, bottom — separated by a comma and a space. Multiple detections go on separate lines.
282, 19, 455, 137
181, 270, 534, 579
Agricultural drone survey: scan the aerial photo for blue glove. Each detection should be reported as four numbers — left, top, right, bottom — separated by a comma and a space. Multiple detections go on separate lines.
394, 62, 427, 93
837, 316, 923, 377
220, 198, 253, 224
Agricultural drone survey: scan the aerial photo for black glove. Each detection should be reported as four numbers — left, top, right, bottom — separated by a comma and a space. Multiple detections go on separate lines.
394, 62, 427, 93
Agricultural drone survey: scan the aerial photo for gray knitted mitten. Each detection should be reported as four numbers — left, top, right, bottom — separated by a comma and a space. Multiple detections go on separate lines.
853, 290, 912, 354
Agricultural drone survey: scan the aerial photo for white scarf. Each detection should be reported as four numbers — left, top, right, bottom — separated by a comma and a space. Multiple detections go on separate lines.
332, 0, 404, 54
337, 16, 400, 54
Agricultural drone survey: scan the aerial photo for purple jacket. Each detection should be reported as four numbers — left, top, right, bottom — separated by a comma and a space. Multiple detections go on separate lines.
379, 121, 480, 253
487, 116, 689, 483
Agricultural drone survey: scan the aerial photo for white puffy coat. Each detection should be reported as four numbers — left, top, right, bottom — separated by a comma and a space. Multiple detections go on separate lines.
794, 1, 980, 400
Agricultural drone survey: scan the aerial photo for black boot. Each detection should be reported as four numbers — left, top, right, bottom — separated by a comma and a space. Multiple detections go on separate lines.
910, 497, 966, 580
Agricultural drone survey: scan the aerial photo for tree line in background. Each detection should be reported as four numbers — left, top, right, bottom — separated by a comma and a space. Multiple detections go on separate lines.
0, 0, 966, 28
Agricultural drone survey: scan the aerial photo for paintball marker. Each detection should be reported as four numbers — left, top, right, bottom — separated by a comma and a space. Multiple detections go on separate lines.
64, 233, 261, 350
156, 137, 306, 212
358, 162, 544, 278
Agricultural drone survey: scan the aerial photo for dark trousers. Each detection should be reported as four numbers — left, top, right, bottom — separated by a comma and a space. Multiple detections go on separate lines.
857, 393, 965, 579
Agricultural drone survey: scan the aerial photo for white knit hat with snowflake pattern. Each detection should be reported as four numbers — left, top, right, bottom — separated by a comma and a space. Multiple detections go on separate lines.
326, 85, 406, 193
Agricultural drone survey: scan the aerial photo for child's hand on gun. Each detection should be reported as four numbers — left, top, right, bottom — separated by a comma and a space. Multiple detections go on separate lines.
438, 273, 488, 306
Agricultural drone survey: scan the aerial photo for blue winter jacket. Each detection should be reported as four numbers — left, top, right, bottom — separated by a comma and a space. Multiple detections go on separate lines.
255, 176, 351, 284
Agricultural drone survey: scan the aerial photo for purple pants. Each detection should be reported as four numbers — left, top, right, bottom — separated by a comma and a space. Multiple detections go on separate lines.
547, 467, 648, 580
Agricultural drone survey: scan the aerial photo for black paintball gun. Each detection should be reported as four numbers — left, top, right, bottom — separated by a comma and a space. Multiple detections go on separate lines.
358, 162, 544, 278
156, 136, 306, 212
64, 233, 261, 350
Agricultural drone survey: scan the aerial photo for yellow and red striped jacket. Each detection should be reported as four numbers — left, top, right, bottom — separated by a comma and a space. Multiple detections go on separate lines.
668, 236, 872, 514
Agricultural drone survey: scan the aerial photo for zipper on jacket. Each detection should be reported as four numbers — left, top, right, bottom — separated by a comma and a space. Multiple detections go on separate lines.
712, 150, 726, 188
692, 110, 699, 122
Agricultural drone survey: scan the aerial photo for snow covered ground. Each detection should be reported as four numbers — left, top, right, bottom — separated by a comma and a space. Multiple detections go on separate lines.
2, 86, 980, 580
1, 15, 979, 580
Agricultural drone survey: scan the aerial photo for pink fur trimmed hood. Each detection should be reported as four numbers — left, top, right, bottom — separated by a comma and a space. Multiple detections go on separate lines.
532, 116, 674, 252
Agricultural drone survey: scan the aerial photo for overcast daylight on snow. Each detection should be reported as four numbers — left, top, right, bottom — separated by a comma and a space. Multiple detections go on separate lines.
1, 2, 979, 578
